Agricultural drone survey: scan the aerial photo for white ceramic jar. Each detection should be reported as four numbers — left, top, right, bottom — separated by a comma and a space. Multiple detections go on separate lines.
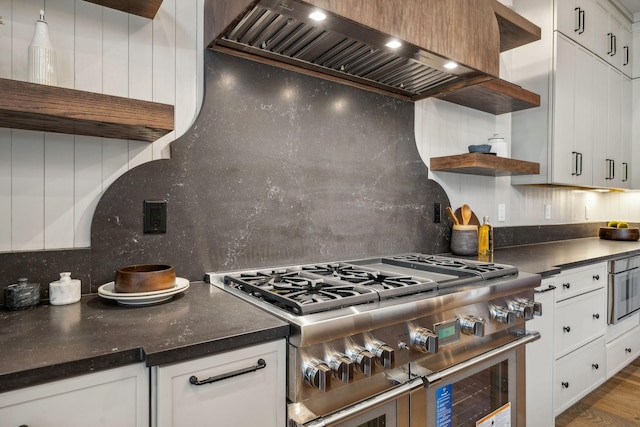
488, 134, 508, 157
49, 272, 81, 305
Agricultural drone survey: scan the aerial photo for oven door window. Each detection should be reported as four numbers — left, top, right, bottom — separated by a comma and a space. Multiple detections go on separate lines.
425, 351, 517, 427
333, 401, 397, 427
610, 269, 640, 324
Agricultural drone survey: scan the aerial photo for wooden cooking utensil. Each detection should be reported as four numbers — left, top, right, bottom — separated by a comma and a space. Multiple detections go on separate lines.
445, 207, 459, 225
461, 204, 472, 225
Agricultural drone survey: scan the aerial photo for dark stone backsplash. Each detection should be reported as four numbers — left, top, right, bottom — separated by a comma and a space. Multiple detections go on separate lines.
0, 50, 612, 305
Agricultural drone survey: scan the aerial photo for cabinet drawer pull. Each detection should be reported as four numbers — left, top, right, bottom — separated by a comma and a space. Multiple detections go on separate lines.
563, 283, 571, 289
593, 313, 600, 319
626, 348, 632, 353
535, 285, 556, 294
189, 358, 267, 386
561, 381, 569, 389
593, 274, 600, 281
592, 363, 599, 370
563, 326, 571, 333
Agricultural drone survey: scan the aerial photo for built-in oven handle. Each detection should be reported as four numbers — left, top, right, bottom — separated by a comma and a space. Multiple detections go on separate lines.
421, 331, 541, 388
298, 331, 540, 427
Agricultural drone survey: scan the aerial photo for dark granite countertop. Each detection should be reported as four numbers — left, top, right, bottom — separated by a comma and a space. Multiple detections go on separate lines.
0, 282, 288, 393
490, 237, 640, 278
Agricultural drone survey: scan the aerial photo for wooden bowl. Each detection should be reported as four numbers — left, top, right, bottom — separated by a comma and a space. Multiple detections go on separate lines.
599, 227, 640, 241
114, 264, 176, 293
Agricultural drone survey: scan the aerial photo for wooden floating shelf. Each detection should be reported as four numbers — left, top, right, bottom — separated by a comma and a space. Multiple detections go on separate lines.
432, 78, 541, 115
82, 0, 163, 19
431, 153, 540, 177
0, 78, 174, 143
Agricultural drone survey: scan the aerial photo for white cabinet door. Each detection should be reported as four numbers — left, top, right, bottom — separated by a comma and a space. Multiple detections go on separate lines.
554, 336, 606, 416
526, 279, 556, 427
153, 340, 286, 427
556, 0, 595, 50
0, 364, 149, 427
607, 325, 640, 377
554, 288, 606, 358
552, 34, 594, 187
592, 57, 610, 187
594, 66, 623, 188
621, 75, 632, 188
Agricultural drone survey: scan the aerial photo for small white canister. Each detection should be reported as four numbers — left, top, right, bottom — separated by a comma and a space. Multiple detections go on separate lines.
49, 272, 81, 305
488, 134, 509, 157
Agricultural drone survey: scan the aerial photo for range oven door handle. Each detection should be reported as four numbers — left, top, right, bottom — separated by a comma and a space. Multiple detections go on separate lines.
421, 330, 541, 388
297, 331, 540, 427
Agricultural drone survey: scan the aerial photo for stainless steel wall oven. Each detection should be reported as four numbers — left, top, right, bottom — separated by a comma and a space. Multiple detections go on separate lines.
206, 253, 541, 426
608, 255, 640, 324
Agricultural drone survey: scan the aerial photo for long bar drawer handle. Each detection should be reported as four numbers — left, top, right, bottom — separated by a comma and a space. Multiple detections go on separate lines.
189, 358, 267, 386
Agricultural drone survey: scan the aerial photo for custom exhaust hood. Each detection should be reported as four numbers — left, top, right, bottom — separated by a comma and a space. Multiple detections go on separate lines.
205, 0, 541, 115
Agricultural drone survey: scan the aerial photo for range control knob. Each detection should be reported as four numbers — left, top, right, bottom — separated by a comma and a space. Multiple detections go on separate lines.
507, 300, 534, 319
348, 347, 374, 376
327, 354, 354, 384
410, 327, 439, 354
490, 304, 516, 325
460, 315, 485, 337
519, 298, 542, 316
303, 359, 331, 392
366, 341, 395, 369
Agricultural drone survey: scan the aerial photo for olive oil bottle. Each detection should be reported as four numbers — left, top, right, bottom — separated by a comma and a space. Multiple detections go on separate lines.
478, 216, 493, 255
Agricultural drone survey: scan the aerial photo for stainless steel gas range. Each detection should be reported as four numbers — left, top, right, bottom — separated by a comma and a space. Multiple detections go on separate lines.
206, 253, 541, 427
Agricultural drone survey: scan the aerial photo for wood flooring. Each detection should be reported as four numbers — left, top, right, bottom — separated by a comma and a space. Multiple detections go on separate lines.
555, 357, 640, 426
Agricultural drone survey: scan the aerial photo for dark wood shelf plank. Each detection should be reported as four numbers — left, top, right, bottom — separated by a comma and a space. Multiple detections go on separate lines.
431, 78, 541, 115
83, 0, 163, 19
431, 153, 540, 177
0, 78, 174, 142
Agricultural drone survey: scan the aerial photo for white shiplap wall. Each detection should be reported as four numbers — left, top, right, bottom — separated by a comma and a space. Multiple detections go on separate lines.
0, 0, 204, 252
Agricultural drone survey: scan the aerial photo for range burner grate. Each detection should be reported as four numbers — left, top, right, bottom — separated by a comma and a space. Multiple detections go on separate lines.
224, 270, 378, 315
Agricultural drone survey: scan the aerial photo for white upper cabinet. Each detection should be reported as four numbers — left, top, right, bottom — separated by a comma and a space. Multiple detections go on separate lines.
511, 0, 633, 189
556, 0, 596, 50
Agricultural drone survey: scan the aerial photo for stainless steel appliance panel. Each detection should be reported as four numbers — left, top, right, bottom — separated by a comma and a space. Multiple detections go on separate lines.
608, 256, 640, 324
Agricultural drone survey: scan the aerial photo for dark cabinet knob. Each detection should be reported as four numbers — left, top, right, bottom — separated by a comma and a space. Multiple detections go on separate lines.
592, 363, 599, 369
562, 381, 569, 388
593, 313, 600, 319
563, 283, 571, 289
593, 275, 600, 280
626, 348, 632, 353
563, 326, 571, 333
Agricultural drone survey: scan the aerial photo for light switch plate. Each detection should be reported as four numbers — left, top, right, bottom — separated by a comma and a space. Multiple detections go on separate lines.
498, 204, 506, 222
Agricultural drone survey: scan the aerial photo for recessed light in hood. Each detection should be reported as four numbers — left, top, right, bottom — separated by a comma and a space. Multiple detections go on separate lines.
308, 10, 326, 21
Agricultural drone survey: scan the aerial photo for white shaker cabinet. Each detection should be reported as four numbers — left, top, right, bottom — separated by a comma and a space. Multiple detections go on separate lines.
553, 34, 595, 187
525, 279, 555, 427
0, 363, 149, 427
511, 0, 633, 189
152, 339, 286, 427
556, 0, 596, 50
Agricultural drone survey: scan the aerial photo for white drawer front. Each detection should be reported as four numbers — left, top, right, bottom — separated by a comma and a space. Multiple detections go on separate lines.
554, 336, 606, 416
554, 263, 606, 302
607, 325, 640, 378
555, 288, 606, 358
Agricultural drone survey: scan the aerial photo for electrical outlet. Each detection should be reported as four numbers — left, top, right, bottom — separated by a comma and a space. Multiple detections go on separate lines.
544, 204, 551, 220
498, 204, 506, 222
434, 203, 441, 223
144, 200, 167, 234
585, 205, 590, 220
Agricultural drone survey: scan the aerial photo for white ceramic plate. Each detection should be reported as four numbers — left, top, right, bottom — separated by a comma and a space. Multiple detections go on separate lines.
98, 277, 189, 306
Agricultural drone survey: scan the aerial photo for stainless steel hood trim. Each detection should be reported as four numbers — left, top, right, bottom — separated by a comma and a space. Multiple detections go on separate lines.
209, 0, 482, 99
